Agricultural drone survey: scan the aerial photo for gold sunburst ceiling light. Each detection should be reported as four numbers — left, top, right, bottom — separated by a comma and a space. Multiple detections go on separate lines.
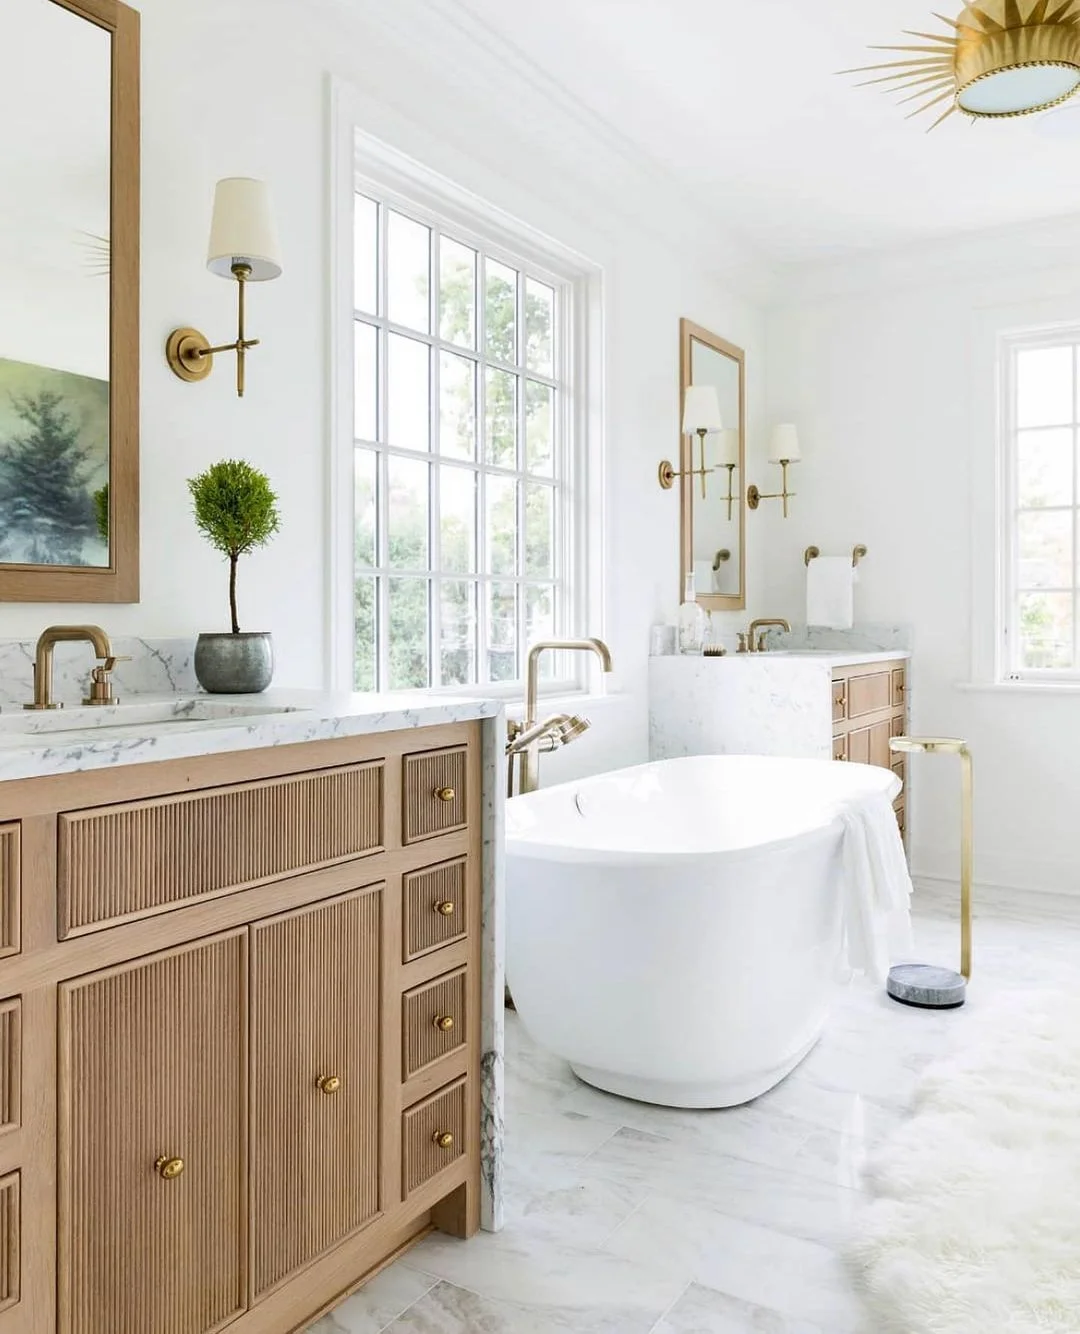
847, 0, 1080, 128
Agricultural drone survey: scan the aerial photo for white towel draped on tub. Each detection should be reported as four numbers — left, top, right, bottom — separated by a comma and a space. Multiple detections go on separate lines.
836, 793, 914, 983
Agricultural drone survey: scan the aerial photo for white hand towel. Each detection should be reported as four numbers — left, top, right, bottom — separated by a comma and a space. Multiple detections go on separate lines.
692, 559, 715, 595
835, 792, 914, 983
807, 556, 856, 629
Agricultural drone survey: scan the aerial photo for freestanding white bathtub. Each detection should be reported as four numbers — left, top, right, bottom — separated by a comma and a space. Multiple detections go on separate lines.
506, 754, 901, 1108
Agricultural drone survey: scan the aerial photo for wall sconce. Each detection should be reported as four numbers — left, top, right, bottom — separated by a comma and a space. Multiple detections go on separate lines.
165, 178, 282, 398
659, 385, 723, 499
716, 428, 739, 521
748, 424, 801, 519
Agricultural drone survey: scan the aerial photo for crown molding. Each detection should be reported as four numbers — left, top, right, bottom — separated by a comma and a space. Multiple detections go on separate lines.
317, 0, 778, 303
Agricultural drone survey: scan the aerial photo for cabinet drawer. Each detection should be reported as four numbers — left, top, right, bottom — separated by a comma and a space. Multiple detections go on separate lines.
895, 802, 907, 841
402, 1078, 467, 1199
892, 755, 906, 788
0, 1172, 18, 1315
403, 858, 468, 962
0, 1002, 19, 1139
403, 747, 468, 844
58, 762, 384, 937
847, 721, 892, 768
0, 828, 18, 961
832, 733, 848, 763
891, 713, 907, 739
891, 667, 907, 709
847, 671, 891, 718
831, 679, 848, 724
403, 968, 467, 1081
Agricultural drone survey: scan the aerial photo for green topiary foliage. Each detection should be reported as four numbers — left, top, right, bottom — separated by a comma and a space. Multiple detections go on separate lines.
187, 459, 280, 634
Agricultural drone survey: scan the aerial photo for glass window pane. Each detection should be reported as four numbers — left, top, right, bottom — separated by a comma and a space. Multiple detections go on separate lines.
386, 211, 430, 333
440, 237, 476, 349
440, 466, 476, 575
1019, 591, 1073, 669
1017, 346, 1073, 428
354, 321, 377, 442
354, 194, 378, 315
354, 447, 377, 568
1018, 510, 1072, 589
486, 475, 517, 576
485, 259, 517, 363
387, 455, 429, 570
440, 352, 476, 461
525, 381, 554, 475
525, 278, 554, 375
441, 580, 476, 686
387, 578, 430, 688
387, 334, 430, 451
354, 575, 376, 691
525, 483, 554, 577
1017, 428, 1073, 508
485, 368, 517, 467
526, 584, 558, 680
488, 582, 518, 682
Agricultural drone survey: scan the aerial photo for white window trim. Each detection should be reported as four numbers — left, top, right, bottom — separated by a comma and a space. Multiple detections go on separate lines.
327, 77, 605, 697
996, 323, 1080, 683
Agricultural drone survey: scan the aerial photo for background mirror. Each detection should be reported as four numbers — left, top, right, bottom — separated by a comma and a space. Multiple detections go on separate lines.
0, 0, 112, 568
680, 320, 745, 611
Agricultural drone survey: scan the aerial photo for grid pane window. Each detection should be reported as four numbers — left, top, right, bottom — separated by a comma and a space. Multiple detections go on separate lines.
351, 191, 572, 691
1004, 338, 1080, 674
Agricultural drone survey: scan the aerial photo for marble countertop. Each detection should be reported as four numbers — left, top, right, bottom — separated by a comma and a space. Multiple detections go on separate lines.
0, 688, 504, 783
655, 650, 910, 668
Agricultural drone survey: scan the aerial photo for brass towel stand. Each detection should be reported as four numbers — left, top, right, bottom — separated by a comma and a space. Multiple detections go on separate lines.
804, 544, 868, 568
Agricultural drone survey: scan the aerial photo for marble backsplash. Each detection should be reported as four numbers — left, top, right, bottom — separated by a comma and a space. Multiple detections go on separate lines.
0, 637, 197, 708
771, 623, 914, 653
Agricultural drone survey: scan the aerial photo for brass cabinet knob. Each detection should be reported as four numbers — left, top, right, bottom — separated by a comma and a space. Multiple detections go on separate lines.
432, 1130, 454, 1150
434, 786, 456, 803
433, 1014, 455, 1032
434, 900, 455, 917
155, 1155, 185, 1181
316, 1074, 341, 1095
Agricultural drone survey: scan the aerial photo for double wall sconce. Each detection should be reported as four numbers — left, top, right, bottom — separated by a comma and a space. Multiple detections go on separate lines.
166, 178, 282, 398
748, 424, 801, 519
659, 386, 738, 515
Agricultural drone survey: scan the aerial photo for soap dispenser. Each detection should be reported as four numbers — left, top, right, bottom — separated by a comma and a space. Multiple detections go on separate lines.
677, 572, 709, 654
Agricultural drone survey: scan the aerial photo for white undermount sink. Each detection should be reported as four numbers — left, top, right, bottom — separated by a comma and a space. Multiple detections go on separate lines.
0, 699, 306, 741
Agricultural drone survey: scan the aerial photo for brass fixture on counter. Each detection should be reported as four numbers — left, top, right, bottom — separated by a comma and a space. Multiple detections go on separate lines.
83, 657, 130, 706
748, 425, 801, 519
25, 625, 117, 711
746, 618, 792, 653
805, 544, 868, 568
508, 639, 614, 795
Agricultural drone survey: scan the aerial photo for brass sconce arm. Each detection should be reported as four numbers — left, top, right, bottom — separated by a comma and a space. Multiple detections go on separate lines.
747, 460, 797, 518
166, 263, 260, 398
658, 427, 716, 497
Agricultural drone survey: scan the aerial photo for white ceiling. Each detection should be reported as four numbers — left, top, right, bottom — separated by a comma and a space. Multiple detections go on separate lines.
452, 0, 1080, 263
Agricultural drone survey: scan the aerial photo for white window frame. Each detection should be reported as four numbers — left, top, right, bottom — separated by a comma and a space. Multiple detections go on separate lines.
328, 88, 604, 698
998, 325, 1080, 683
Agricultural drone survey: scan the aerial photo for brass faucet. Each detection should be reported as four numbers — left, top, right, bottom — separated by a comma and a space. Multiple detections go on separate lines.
515, 638, 614, 795
25, 625, 115, 710
746, 618, 791, 653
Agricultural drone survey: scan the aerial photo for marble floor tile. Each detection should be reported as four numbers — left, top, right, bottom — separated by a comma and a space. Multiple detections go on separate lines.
309, 899, 1080, 1334
653, 1282, 828, 1334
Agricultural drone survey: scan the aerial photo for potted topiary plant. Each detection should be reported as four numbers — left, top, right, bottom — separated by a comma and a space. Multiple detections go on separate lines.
187, 458, 280, 693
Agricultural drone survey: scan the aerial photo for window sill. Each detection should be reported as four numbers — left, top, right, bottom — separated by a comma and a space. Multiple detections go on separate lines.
956, 680, 1080, 696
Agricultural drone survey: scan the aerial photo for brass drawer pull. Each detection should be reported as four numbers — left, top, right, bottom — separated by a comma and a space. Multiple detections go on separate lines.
155, 1155, 185, 1181
316, 1074, 341, 1095
836, 692, 846, 707
433, 1130, 454, 1150
434, 786, 456, 803
434, 900, 455, 917
433, 1014, 455, 1032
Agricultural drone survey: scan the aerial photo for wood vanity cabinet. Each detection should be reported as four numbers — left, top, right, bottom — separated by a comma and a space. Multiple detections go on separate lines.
831, 660, 909, 846
0, 721, 483, 1334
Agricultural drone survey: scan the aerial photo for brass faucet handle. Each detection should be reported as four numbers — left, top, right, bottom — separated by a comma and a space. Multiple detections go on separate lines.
84, 658, 128, 707
736, 633, 749, 654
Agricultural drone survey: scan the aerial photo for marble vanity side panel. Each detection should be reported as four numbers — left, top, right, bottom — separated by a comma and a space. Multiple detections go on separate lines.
479, 710, 505, 1232
0, 637, 198, 706
648, 657, 833, 761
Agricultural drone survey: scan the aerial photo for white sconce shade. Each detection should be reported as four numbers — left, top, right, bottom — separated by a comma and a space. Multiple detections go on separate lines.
716, 428, 740, 467
682, 385, 723, 435
768, 423, 801, 463
207, 177, 282, 281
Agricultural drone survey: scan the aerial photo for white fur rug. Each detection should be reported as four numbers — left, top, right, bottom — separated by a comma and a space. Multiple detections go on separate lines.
853, 991, 1080, 1333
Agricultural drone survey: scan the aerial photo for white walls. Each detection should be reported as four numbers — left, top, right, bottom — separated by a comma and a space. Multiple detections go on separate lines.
2, 0, 766, 777
764, 218, 1080, 895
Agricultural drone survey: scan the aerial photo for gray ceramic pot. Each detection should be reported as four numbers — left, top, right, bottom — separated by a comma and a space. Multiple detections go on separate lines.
194, 632, 274, 694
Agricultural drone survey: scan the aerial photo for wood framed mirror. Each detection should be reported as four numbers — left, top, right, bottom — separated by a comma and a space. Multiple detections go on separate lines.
0, 0, 139, 602
679, 319, 745, 612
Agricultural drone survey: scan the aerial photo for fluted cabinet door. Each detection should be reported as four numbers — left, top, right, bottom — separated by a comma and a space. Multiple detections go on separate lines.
58, 931, 247, 1334
249, 886, 382, 1301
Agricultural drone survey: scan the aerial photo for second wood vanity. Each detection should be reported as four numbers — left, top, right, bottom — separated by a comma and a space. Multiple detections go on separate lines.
0, 699, 498, 1334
